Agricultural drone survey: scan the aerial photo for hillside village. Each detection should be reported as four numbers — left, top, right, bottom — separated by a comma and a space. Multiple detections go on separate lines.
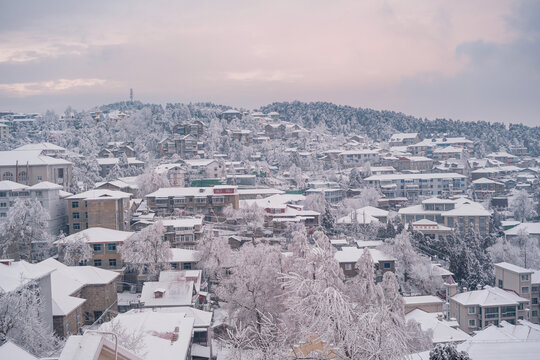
1, 103, 540, 360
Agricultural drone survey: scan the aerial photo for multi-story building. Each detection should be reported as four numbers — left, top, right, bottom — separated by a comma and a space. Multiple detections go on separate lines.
408, 137, 473, 157
389, 132, 420, 147
0, 123, 9, 139
495, 262, 540, 324
173, 120, 205, 139
399, 196, 491, 237
0, 180, 70, 236
162, 217, 203, 249
154, 164, 186, 187
432, 146, 464, 160
472, 178, 506, 200
56, 227, 134, 270
449, 285, 529, 334
338, 149, 380, 167
305, 187, 345, 203
365, 172, 467, 200
66, 189, 132, 234
0, 150, 73, 190
230, 129, 252, 145
37, 258, 119, 337
145, 185, 239, 220
181, 159, 224, 180
393, 156, 433, 172
159, 134, 202, 159
14, 142, 68, 157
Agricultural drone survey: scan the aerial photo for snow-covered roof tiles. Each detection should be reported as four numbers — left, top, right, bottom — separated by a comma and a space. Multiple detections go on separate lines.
405, 309, 470, 344
99, 309, 194, 360
140, 280, 194, 307
67, 189, 131, 200
161, 217, 203, 228
337, 211, 379, 225
494, 262, 533, 274
14, 142, 67, 152
472, 177, 504, 185
504, 222, 540, 236
170, 248, 202, 263
0, 180, 28, 191
28, 181, 63, 190
334, 247, 396, 264
451, 286, 529, 306
390, 133, 418, 141
57, 227, 134, 244
365, 172, 466, 181
0, 150, 72, 166
0, 341, 38, 360
403, 295, 444, 305
0, 260, 54, 292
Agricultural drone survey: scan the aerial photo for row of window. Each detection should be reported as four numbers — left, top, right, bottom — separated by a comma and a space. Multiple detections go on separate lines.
92, 243, 117, 251
93, 259, 117, 267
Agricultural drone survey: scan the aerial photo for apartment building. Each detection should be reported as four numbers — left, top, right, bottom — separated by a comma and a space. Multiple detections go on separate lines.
173, 120, 204, 138
0, 180, 70, 235
365, 172, 467, 200
472, 178, 506, 199
305, 187, 345, 203
0, 150, 73, 190
14, 142, 68, 157
408, 137, 473, 157
181, 158, 224, 179
389, 132, 420, 146
154, 163, 186, 187
161, 217, 203, 249
393, 156, 433, 172
66, 189, 132, 234
449, 286, 529, 334
230, 129, 252, 145
399, 196, 491, 236
56, 227, 134, 270
145, 185, 239, 220
338, 149, 380, 167
159, 134, 201, 158
495, 262, 540, 324
432, 146, 464, 160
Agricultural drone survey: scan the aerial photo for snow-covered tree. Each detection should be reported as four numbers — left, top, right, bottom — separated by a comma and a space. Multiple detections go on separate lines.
0, 283, 64, 357
380, 230, 442, 295
224, 203, 266, 233
119, 221, 172, 280
510, 190, 537, 222
196, 225, 232, 282
100, 317, 147, 357
59, 232, 93, 266
429, 343, 470, 360
303, 193, 326, 213
489, 230, 540, 269
136, 166, 171, 197
0, 198, 50, 262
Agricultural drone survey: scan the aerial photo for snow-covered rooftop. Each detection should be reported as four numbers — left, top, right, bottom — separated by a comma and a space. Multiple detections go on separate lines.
0, 150, 72, 166
405, 309, 470, 344
14, 142, 67, 152
494, 262, 533, 274
365, 172, 466, 181
140, 280, 194, 307
0, 180, 28, 191
0, 260, 54, 292
56, 227, 134, 244
451, 286, 529, 306
403, 295, 444, 305
505, 222, 540, 236
0, 340, 38, 360
67, 189, 132, 200
334, 247, 396, 264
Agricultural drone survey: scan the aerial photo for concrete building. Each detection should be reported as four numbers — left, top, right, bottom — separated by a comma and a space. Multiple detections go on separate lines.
66, 189, 132, 234
403, 295, 445, 314
449, 285, 529, 333
146, 185, 239, 220
0, 180, 70, 235
162, 217, 204, 250
56, 227, 135, 270
0, 150, 73, 190
389, 132, 420, 146
495, 262, 540, 324
334, 247, 396, 282
173, 120, 205, 139
365, 172, 467, 200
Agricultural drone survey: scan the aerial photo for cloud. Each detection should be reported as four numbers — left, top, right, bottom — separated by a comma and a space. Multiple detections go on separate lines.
0, 78, 114, 97
225, 70, 303, 83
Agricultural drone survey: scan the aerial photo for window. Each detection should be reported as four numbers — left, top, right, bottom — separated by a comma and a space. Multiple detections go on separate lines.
72, 212, 80, 219
2, 172, 13, 181
76, 311, 81, 325
0, 202, 6, 208
37, 176, 42, 181
498, 279, 503, 288
73, 223, 80, 230
485, 307, 499, 319
84, 312, 90, 322
65, 320, 69, 334
93, 244, 102, 252
522, 287, 530, 294
183, 262, 192, 270
344, 263, 353, 271
501, 306, 516, 317
58, 168, 64, 178
0, 213, 6, 218
108, 259, 116, 267
519, 303, 524, 310
468, 306, 476, 314
18, 171, 26, 181
533, 298, 538, 305
94, 259, 102, 267
72, 201, 79, 208
383, 262, 391, 269
0, 192, 6, 198
522, 274, 530, 281
171, 262, 178, 269
94, 311, 103, 322
107, 243, 116, 251
533, 310, 539, 317
468, 319, 476, 328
